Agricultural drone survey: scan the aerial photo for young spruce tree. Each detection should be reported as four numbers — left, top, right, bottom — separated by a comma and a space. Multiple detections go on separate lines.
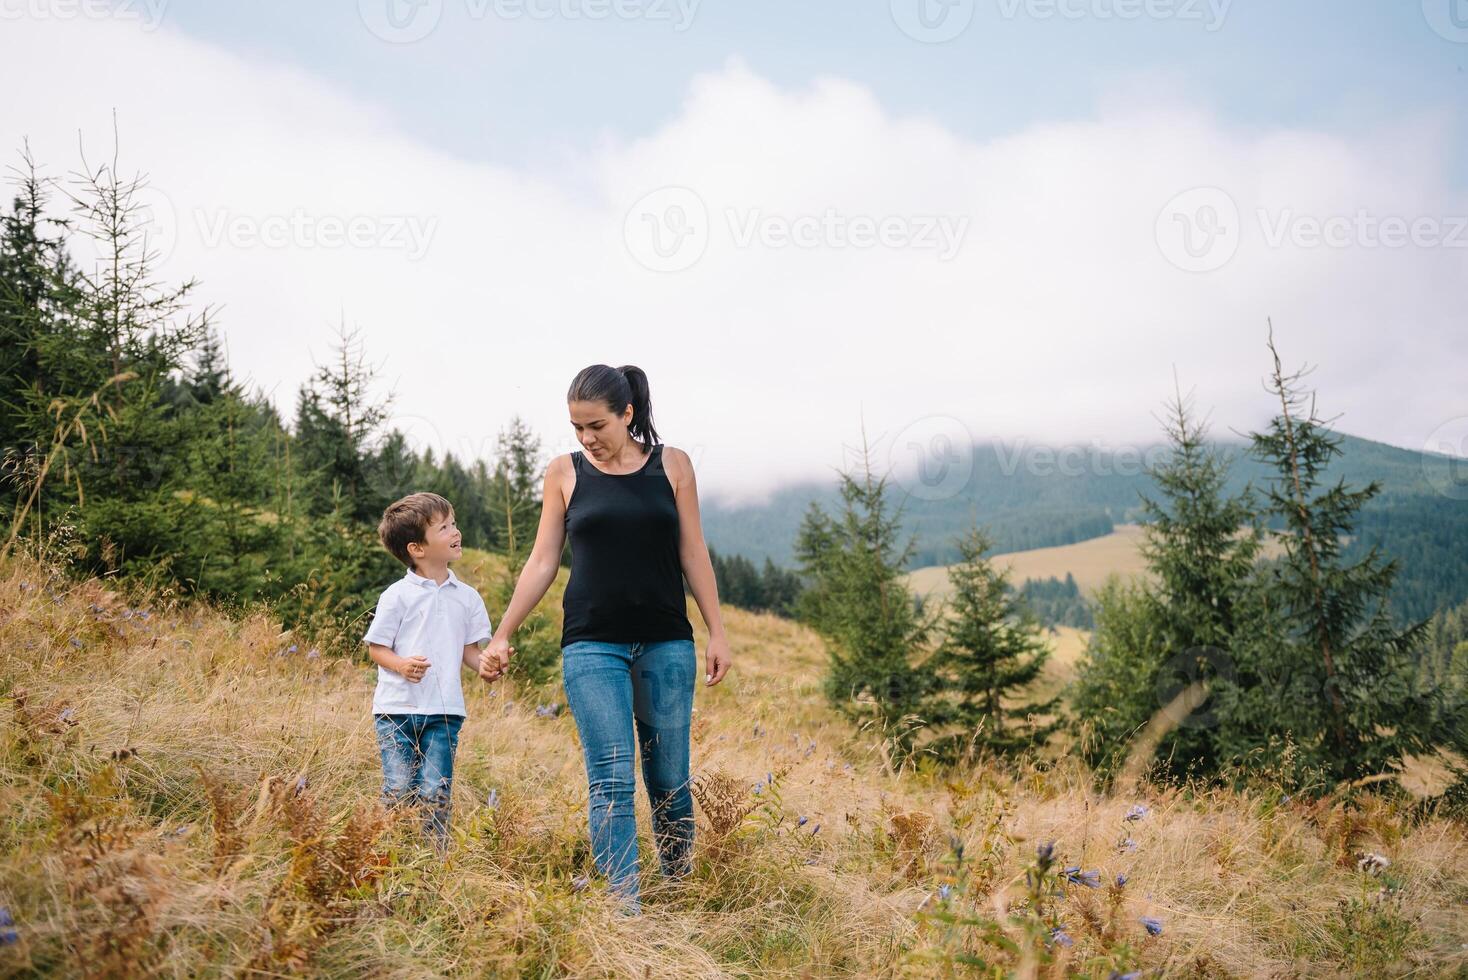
926, 526, 1059, 763
795, 436, 937, 760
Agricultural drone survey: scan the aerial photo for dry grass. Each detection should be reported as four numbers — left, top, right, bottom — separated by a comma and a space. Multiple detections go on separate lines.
1, 553, 1465, 977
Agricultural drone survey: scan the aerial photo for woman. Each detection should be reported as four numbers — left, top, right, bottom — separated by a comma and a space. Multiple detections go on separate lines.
484, 364, 732, 915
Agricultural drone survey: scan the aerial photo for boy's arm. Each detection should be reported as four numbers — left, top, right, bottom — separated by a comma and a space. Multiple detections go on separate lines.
462, 642, 502, 679
463, 592, 497, 679
370, 642, 428, 682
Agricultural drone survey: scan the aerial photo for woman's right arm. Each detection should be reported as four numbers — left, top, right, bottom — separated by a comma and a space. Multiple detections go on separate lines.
483, 455, 570, 669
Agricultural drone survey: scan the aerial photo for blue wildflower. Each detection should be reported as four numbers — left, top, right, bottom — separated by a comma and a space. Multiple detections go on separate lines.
293, 775, 308, 796
797, 815, 808, 827
937, 884, 952, 901
306, 648, 320, 660
1140, 915, 1164, 936
810, 823, 820, 835
1062, 866, 1102, 888
1115, 873, 1128, 888
1109, 973, 1142, 980
288, 643, 298, 654
487, 788, 499, 810
1119, 837, 1138, 853
1124, 804, 1149, 822
1050, 925, 1073, 948
1036, 841, 1055, 862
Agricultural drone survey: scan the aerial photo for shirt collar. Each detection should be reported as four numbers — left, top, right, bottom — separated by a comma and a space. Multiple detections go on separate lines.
404, 566, 460, 589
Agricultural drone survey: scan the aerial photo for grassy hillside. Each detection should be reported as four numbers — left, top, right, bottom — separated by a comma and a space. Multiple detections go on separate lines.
906, 525, 1153, 601
3, 553, 1467, 977
706, 433, 1468, 620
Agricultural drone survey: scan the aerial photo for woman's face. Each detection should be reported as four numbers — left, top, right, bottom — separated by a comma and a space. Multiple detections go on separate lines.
568, 399, 634, 460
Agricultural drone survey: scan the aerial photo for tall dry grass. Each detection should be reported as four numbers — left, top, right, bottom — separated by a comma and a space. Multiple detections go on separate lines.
1, 551, 1465, 977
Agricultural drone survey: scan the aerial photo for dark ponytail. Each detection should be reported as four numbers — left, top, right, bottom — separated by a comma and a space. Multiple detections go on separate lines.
567, 363, 660, 449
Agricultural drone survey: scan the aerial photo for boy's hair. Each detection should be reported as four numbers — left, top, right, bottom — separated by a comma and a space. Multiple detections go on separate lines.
378, 492, 454, 568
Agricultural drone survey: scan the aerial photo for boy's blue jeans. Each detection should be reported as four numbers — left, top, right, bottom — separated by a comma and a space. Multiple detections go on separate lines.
373, 713, 464, 848
561, 638, 698, 915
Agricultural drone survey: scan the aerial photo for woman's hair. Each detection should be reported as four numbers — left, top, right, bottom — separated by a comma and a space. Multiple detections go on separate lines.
567, 364, 660, 449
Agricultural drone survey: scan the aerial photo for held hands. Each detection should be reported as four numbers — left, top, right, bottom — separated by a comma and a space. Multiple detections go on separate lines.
397, 655, 431, 684
478, 636, 514, 682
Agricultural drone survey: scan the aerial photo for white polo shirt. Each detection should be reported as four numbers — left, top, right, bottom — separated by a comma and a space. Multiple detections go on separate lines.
363, 566, 493, 717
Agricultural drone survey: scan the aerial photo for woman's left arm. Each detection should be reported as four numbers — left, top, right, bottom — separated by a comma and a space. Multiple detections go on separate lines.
668, 446, 731, 686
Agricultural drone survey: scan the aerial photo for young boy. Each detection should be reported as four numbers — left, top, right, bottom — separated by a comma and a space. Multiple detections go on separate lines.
364, 492, 506, 849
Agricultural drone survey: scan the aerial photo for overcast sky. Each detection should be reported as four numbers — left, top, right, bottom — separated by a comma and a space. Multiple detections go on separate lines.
2, 2, 1465, 503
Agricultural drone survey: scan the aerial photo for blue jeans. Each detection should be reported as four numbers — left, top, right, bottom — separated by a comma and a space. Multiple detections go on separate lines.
373, 713, 464, 848
561, 638, 697, 914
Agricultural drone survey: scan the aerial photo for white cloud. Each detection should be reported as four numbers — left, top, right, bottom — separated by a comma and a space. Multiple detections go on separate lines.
2, 19, 1464, 506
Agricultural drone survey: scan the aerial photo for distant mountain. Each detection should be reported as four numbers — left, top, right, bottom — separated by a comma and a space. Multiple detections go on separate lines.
702, 432, 1468, 621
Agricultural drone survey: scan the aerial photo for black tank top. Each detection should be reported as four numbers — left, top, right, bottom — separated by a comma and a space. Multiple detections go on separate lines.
561, 443, 694, 647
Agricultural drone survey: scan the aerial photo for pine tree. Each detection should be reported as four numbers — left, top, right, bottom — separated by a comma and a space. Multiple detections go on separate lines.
1070, 380, 1260, 782
491, 415, 542, 558
1134, 381, 1262, 778
795, 434, 936, 759
926, 527, 1058, 762
1236, 328, 1449, 784
293, 322, 389, 524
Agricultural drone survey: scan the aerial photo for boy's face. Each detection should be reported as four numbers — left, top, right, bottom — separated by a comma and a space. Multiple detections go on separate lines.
408, 510, 462, 567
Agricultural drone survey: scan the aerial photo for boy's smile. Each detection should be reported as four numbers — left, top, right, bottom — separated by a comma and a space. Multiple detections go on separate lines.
410, 512, 462, 572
